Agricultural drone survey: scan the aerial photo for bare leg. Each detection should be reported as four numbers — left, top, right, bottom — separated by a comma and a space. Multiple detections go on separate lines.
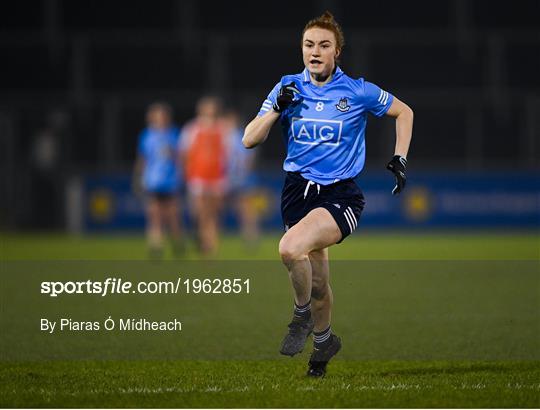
163, 196, 185, 256
309, 248, 333, 333
146, 197, 164, 256
237, 193, 259, 245
206, 192, 223, 255
278, 208, 341, 307
193, 191, 222, 256
164, 197, 182, 241
191, 192, 208, 254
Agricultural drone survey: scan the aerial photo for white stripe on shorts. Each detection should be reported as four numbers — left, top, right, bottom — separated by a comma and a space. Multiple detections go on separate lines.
343, 211, 354, 233
346, 207, 357, 228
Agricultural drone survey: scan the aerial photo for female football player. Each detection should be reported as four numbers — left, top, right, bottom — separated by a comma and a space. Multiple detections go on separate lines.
242, 12, 413, 377
133, 102, 184, 258
179, 96, 227, 256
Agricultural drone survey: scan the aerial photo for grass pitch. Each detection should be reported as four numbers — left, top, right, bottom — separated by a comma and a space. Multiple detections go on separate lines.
1, 231, 539, 407
1, 361, 539, 408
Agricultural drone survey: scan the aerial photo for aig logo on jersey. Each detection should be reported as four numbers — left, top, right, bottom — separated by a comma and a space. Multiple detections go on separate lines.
291, 118, 343, 146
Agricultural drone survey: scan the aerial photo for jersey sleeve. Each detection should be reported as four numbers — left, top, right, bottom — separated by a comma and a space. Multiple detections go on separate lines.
363, 81, 394, 117
256, 82, 281, 117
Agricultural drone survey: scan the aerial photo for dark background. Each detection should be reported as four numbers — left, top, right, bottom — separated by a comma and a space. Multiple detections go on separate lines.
1, 0, 539, 229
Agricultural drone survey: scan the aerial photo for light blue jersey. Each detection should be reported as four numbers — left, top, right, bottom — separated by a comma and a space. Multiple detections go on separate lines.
227, 126, 256, 191
258, 67, 393, 185
138, 126, 181, 193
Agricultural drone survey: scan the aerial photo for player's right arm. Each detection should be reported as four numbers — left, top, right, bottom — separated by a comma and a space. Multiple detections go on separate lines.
242, 110, 280, 148
242, 81, 299, 149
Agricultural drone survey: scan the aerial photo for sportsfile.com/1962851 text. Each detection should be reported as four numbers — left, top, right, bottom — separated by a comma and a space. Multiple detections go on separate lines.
40, 277, 251, 297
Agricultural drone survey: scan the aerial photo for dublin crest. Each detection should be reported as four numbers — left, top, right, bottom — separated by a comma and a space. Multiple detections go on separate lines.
335, 97, 350, 112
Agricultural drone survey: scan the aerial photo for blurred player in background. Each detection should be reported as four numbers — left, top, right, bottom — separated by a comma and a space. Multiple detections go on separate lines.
243, 12, 413, 376
133, 102, 184, 258
179, 96, 227, 256
223, 109, 260, 247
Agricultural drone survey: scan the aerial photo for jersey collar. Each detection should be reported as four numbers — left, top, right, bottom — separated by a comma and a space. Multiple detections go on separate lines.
302, 66, 343, 84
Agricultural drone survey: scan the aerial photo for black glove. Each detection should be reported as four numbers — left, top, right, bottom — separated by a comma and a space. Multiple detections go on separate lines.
386, 155, 407, 195
272, 82, 300, 113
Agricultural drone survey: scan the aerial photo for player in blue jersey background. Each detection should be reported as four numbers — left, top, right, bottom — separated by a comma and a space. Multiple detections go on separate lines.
133, 102, 184, 258
223, 109, 260, 247
243, 12, 414, 377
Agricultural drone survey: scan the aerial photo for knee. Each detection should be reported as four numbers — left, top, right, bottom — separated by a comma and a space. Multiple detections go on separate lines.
279, 235, 308, 265
311, 277, 328, 300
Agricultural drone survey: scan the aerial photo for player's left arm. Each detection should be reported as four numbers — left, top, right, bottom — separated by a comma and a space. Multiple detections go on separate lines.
385, 97, 413, 158
384, 97, 414, 195
132, 132, 147, 197
362, 80, 413, 194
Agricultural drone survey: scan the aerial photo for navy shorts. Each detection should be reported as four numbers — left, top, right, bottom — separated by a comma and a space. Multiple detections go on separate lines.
146, 191, 177, 202
281, 172, 366, 243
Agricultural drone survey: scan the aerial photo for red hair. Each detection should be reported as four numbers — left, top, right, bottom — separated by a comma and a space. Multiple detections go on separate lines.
302, 11, 345, 53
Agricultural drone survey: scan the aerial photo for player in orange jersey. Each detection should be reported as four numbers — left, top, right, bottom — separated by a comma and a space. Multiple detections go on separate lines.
179, 96, 227, 256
